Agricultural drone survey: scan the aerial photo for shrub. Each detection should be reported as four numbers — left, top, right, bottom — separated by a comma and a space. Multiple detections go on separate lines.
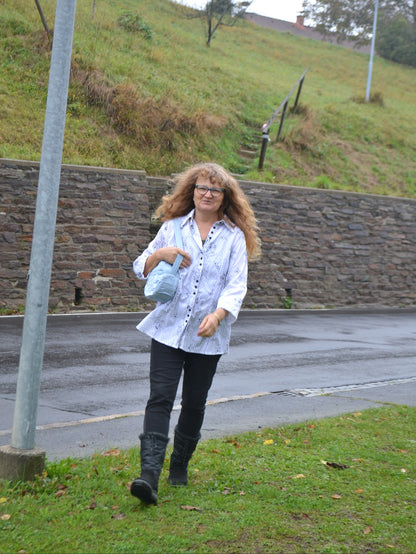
116, 11, 153, 40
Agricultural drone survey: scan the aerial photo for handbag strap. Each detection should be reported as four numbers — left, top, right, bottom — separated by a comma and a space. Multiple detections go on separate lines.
171, 218, 184, 273
174, 218, 183, 249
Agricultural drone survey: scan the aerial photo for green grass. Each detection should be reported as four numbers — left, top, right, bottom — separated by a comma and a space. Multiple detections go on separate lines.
0, 0, 415, 197
1, 406, 416, 553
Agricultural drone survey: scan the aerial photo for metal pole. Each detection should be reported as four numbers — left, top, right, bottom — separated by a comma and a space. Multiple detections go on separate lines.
366, 0, 379, 102
11, 0, 77, 450
34, 0, 53, 43
277, 101, 289, 141
258, 130, 270, 170
293, 77, 305, 110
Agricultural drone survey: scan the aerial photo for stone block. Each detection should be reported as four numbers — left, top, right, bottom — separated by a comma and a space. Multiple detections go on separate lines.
0, 445, 46, 482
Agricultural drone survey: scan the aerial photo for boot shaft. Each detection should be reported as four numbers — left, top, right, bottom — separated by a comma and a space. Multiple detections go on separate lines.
139, 432, 169, 483
131, 432, 169, 503
169, 426, 201, 486
170, 427, 200, 467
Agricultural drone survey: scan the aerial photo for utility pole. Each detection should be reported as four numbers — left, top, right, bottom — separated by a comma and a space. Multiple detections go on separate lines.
0, 0, 77, 481
366, 0, 379, 102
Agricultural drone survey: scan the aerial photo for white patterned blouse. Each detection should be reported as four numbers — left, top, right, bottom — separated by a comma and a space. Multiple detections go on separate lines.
132, 210, 248, 355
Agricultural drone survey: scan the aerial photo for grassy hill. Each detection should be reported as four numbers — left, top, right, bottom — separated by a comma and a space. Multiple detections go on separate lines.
1, 0, 415, 197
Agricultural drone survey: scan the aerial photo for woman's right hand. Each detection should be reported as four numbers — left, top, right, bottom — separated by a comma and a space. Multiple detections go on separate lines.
144, 247, 192, 276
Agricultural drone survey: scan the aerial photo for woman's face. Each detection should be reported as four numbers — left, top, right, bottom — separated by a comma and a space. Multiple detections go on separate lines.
193, 175, 225, 219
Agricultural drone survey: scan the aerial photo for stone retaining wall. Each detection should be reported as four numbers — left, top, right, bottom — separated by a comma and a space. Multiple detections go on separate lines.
1, 158, 415, 312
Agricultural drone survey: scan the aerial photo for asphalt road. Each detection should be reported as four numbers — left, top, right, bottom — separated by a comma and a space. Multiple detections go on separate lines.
1, 309, 416, 460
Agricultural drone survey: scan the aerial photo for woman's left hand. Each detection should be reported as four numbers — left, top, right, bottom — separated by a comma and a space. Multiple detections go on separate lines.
197, 313, 220, 337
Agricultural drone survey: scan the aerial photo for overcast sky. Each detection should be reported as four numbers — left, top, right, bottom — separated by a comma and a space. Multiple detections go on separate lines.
248, 0, 304, 22
175, 1, 305, 23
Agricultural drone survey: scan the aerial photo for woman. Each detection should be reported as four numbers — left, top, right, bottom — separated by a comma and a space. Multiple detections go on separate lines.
130, 162, 260, 505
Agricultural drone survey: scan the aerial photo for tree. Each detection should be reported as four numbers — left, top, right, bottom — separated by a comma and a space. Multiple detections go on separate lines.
301, 0, 415, 45
376, 14, 416, 65
202, 0, 252, 47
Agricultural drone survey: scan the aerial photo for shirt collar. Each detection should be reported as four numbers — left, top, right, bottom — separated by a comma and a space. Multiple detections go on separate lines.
181, 209, 235, 231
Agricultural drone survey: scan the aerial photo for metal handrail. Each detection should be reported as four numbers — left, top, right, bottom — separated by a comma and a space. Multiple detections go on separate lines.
258, 68, 308, 170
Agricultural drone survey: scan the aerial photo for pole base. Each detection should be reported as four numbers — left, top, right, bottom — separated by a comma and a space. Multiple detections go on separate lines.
0, 445, 46, 481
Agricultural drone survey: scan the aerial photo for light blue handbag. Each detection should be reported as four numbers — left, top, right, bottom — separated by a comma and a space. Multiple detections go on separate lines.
144, 219, 184, 303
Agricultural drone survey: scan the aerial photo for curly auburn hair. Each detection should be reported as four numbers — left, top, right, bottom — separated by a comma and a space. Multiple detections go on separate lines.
155, 163, 261, 260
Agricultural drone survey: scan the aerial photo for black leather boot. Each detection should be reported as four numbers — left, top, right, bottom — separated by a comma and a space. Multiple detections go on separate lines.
168, 427, 200, 486
130, 432, 169, 505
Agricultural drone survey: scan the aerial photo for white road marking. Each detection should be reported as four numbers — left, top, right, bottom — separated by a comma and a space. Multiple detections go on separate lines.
1, 377, 415, 437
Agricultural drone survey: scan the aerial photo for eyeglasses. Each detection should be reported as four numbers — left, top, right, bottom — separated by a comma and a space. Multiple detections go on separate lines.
195, 184, 225, 198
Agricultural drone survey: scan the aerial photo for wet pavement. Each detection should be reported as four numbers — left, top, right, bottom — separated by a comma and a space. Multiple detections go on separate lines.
1, 309, 415, 460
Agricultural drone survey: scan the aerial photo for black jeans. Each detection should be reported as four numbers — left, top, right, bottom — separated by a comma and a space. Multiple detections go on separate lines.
143, 339, 221, 438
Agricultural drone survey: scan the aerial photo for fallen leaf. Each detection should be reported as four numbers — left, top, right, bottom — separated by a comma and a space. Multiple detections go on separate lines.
221, 488, 231, 495
263, 439, 274, 445
284, 439, 291, 445
0, 498, 7, 504
364, 526, 371, 535
55, 490, 66, 498
353, 412, 362, 417
1, 514, 11, 521
291, 474, 305, 479
324, 461, 349, 470
181, 505, 201, 512
398, 449, 407, 454
240, 491, 245, 496
212, 449, 220, 454
226, 438, 241, 447
355, 489, 364, 494
88, 502, 97, 510
102, 448, 121, 457
332, 494, 342, 499
112, 513, 126, 520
